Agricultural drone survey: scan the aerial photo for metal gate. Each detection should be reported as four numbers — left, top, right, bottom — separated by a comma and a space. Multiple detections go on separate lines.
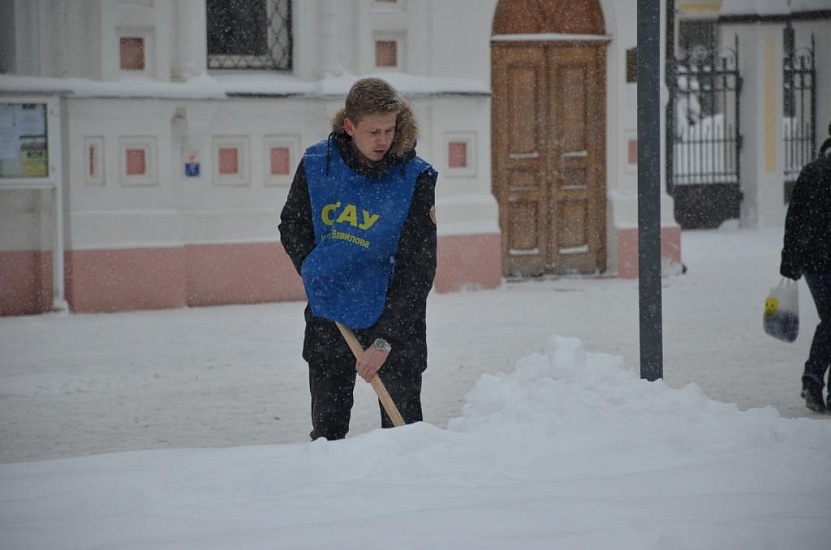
667, 36, 743, 229
783, 25, 816, 203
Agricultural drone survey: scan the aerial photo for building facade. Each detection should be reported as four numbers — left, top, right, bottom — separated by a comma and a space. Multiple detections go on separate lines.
670, 0, 831, 228
0, 0, 713, 314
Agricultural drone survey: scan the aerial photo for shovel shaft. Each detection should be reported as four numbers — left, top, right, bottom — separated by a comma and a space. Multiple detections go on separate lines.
335, 322, 406, 427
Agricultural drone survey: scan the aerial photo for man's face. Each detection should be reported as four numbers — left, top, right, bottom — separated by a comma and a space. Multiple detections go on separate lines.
344, 112, 397, 163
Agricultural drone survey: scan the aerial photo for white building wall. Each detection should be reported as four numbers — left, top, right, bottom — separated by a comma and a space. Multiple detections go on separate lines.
172, 0, 207, 81
0, 0, 505, 313
28, 0, 500, 251
21, 0, 824, 311
430, 0, 497, 83
723, 20, 788, 228
795, 18, 831, 143
65, 99, 181, 250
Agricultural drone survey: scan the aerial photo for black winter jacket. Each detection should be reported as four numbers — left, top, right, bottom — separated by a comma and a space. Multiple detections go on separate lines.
279, 132, 437, 365
780, 145, 831, 279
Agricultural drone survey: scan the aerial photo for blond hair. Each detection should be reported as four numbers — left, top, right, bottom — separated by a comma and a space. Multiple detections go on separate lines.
331, 78, 419, 155
343, 78, 403, 123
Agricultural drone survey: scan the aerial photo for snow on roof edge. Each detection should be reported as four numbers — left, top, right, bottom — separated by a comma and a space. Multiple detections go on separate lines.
719, 0, 790, 16
0, 72, 491, 101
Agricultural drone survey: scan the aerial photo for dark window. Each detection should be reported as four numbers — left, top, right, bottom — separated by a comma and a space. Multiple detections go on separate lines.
625, 47, 637, 83
678, 19, 716, 63
207, 0, 292, 70
677, 19, 719, 117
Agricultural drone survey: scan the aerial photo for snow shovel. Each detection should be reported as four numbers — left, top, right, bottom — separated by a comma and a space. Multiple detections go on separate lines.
335, 322, 406, 427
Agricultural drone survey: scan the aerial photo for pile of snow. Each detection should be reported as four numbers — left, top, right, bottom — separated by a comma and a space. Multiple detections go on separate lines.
2, 336, 829, 550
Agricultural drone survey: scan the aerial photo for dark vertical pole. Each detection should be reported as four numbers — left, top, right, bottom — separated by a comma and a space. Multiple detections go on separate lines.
638, 0, 664, 381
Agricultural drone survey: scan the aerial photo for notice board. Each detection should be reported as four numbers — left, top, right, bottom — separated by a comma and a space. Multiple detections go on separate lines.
0, 102, 49, 179
0, 95, 67, 310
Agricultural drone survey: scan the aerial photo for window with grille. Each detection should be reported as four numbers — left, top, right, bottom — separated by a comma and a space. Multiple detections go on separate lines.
207, 0, 292, 70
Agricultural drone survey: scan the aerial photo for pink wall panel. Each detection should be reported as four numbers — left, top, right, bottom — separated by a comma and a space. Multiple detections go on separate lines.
616, 226, 682, 279
2, 235, 503, 315
0, 251, 53, 316
65, 248, 187, 312
185, 243, 305, 306
435, 233, 502, 293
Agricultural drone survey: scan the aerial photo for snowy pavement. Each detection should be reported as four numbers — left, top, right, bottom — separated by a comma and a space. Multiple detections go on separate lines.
1, 225, 830, 549
0, 224, 823, 464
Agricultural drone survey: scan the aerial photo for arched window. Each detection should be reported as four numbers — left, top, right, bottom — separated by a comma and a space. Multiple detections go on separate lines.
492, 0, 604, 36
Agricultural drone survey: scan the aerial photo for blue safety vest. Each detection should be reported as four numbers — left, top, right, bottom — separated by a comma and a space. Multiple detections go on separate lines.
300, 139, 434, 329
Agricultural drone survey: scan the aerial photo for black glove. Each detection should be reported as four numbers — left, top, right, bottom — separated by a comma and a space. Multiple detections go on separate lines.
779, 263, 801, 281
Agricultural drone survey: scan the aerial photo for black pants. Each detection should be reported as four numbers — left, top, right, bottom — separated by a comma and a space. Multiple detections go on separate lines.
804, 273, 831, 394
308, 353, 424, 440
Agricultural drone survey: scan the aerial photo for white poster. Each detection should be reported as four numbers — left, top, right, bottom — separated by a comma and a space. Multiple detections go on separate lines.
0, 103, 49, 178
15, 104, 46, 136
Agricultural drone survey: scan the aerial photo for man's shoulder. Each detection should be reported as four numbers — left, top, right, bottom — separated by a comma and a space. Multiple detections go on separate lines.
304, 139, 329, 157
411, 156, 438, 183
797, 154, 829, 176
406, 153, 435, 172
302, 139, 333, 172
805, 154, 831, 185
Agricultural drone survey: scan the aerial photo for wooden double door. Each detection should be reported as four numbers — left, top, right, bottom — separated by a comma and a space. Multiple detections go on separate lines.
492, 42, 607, 276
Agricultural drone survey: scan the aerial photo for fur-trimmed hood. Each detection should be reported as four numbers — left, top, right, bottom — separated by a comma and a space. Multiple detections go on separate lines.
330, 100, 419, 158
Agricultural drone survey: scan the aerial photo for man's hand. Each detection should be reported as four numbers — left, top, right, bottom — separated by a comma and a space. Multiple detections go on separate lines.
355, 346, 390, 382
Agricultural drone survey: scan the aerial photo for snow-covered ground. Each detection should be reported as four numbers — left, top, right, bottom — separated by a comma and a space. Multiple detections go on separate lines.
1, 224, 830, 549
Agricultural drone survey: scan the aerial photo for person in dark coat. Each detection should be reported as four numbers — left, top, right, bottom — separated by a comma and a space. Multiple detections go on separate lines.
780, 124, 831, 413
279, 78, 438, 439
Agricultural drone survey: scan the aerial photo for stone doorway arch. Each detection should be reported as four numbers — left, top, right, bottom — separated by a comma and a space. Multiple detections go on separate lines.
491, 0, 608, 276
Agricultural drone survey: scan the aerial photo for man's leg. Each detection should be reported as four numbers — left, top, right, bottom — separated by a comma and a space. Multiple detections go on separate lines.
802, 273, 831, 411
308, 357, 356, 440
376, 359, 424, 428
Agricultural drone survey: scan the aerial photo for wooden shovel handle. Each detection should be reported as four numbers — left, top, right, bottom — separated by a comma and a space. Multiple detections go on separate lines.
335, 322, 406, 427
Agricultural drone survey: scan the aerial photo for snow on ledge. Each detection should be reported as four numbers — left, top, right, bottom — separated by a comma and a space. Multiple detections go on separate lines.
720, 0, 789, 16
0, 74, 227, 99
0, 71, 490, 100
790, 0, 831, 13
216, 71, 490, 98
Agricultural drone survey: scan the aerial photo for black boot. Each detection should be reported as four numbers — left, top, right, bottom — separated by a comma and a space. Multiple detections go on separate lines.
801, 377, 826, 413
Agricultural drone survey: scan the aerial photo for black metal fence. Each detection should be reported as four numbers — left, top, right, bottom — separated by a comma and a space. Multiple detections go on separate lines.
783, 25, 816, 203
666, 36, 743, 229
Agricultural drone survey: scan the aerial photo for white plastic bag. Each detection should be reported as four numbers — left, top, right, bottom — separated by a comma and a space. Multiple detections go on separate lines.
763, 278, 799, 342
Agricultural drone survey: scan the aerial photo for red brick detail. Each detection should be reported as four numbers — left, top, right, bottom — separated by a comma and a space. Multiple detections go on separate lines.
125, 148, 146, 175
120, 37, 145, 70
448, 141, 468, 168
628, 139, 638, 165
375, 41, 397, 67
270, 147, 290, 175
218, 148, 239, 175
